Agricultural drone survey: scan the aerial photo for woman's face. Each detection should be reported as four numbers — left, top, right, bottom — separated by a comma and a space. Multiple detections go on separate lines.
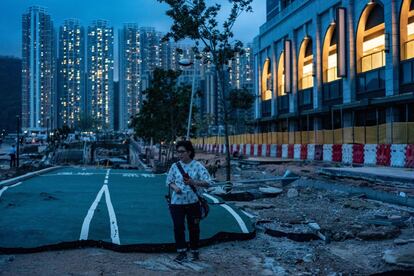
177, 146, 191, 163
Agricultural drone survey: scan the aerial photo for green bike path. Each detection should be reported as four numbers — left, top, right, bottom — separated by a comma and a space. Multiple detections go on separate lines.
0, 167, 254, 253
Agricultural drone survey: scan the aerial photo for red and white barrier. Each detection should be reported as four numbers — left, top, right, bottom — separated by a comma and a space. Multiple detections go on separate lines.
282, 144, 288, 158
342, 144, 353, 164
307, 144, 315, 160
294, 144, 301, 160
391, 144, 406, 167
270, 144, 277, 157
323, 144, 333, 162
199, 143, 412, 168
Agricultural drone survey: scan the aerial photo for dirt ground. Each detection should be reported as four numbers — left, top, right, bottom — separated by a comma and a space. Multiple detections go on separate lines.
1, 153, 414, 275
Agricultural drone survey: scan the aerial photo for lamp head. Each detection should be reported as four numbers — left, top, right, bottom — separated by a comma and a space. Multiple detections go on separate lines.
178, 58, 193, 66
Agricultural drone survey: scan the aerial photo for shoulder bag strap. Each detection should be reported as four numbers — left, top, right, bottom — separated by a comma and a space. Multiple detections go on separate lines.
175, 162, 201, 198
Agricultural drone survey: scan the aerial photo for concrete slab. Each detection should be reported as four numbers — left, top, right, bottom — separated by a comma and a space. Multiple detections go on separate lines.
320, 167, 414, 185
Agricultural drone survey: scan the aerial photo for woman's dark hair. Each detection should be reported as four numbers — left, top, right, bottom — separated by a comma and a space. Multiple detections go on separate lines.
176, 140, 195, 159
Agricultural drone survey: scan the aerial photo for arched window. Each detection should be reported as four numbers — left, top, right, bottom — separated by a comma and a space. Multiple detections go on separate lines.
356, 3, 385, 73
322, 25, 338, 83
400, 0, 414, 60
261, 57, 272, 100
277, 53, 285, 96
298, 38, 313, 89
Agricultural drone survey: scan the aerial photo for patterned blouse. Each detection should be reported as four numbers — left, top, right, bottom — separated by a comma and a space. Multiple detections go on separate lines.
166, 160, 212, 205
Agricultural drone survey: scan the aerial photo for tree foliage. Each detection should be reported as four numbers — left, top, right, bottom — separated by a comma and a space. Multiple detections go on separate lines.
130, 68, 193, 144
158, 0, 253, 181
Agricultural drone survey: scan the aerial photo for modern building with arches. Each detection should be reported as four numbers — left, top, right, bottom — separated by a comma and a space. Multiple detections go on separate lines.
254, 0, 414, 143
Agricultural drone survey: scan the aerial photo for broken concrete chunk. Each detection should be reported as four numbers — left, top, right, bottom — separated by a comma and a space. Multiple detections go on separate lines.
259, 187, 283, 195
357, 226, 401, 240
383, 245, 414, 267
308, 222, 321, 231
287, 188, 299, 198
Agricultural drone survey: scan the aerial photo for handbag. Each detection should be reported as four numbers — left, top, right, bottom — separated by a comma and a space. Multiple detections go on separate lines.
175, 162, 210, 219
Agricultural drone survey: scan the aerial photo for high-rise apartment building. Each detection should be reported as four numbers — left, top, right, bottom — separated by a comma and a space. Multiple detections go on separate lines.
139, 27, 162, 92
21, 6, 56, 131
58, 19, 85, 128
87, 20, 114, 130
119, 24, 141, 130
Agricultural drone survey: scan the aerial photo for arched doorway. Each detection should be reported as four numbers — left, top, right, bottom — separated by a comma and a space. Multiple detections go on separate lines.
261, 57, 272, 101
277, 52, 289, 114
277, 53, 285, 96
261, 57, 272, 117
356, 2, 385, 73
400, 0, 414, 61
322, 24, 338, 83
298, 38, 313, 90
355, 2, 386, 99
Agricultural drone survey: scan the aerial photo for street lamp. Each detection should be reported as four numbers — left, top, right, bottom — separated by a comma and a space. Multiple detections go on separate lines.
178, 58, 197, 140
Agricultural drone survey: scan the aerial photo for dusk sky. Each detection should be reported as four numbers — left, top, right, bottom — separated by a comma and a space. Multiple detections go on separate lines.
0, 0, 266, 58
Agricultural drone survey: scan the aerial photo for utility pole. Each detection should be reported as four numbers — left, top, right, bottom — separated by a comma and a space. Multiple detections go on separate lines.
16, 115, 20, 168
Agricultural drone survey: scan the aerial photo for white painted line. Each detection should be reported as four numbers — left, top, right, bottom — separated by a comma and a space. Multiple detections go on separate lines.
104, 180, 108, 184
80, 185, 106, 240
0, 187, 8, 198
241, 210, 256, 218
0, 182, 22, 198
103, 185, 120, 245
220, 204, 249, 234
202, 193, 220, 204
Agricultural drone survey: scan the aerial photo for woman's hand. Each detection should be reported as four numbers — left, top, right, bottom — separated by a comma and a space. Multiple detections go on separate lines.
170, 183, 182, 194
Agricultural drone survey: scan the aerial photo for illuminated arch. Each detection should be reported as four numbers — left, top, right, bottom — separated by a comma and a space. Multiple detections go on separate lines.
356, 2, 385, 73
261, 58, 272, 100
277, 53, 285, 96
322, 24, 338, 83
298, 37, 313, 90
400, 0, 414, 60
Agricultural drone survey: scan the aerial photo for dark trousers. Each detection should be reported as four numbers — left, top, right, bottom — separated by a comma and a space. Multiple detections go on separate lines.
9, 154, 16, 167
169, 202, 201, 251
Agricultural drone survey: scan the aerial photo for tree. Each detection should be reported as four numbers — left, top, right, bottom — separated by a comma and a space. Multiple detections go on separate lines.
227, 87, 255, 134
131, 68, 193, 146
158, 0, 253, 181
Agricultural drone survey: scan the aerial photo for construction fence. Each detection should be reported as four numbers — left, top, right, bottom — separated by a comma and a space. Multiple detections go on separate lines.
193, 123, 414, 146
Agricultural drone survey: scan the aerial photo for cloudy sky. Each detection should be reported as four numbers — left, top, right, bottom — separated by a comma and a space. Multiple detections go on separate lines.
0, 0, 266, 58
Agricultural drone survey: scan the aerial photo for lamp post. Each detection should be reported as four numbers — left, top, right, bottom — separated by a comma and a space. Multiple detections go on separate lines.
46, 116, 50, 143
16, 115, 20, 168
178, 58, 197, 140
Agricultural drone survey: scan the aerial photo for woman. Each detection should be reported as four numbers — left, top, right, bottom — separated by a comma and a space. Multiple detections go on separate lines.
166, 140, 212, 263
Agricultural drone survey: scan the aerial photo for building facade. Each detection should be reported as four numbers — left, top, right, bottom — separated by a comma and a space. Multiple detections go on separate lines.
21, 6, 56, 131
87, 20, 114, 130
58, 19, 85, 128
255, 0, 414, 143
119, 24, 141, 130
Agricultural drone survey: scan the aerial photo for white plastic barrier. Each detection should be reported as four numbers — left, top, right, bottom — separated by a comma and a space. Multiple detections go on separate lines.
253, 144, 259, 156
363, 144, 377, 165
246, 144, 252, 156
323, 144, 333, 162
270, 144, 277, 157
342, 144, 353, 164
307, 144, 315, 160
262, 144, 268, 157
282, 144, 288, 158
294, 144, 301, 159
240, 144, 244, 155
391, 144, 407, 167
